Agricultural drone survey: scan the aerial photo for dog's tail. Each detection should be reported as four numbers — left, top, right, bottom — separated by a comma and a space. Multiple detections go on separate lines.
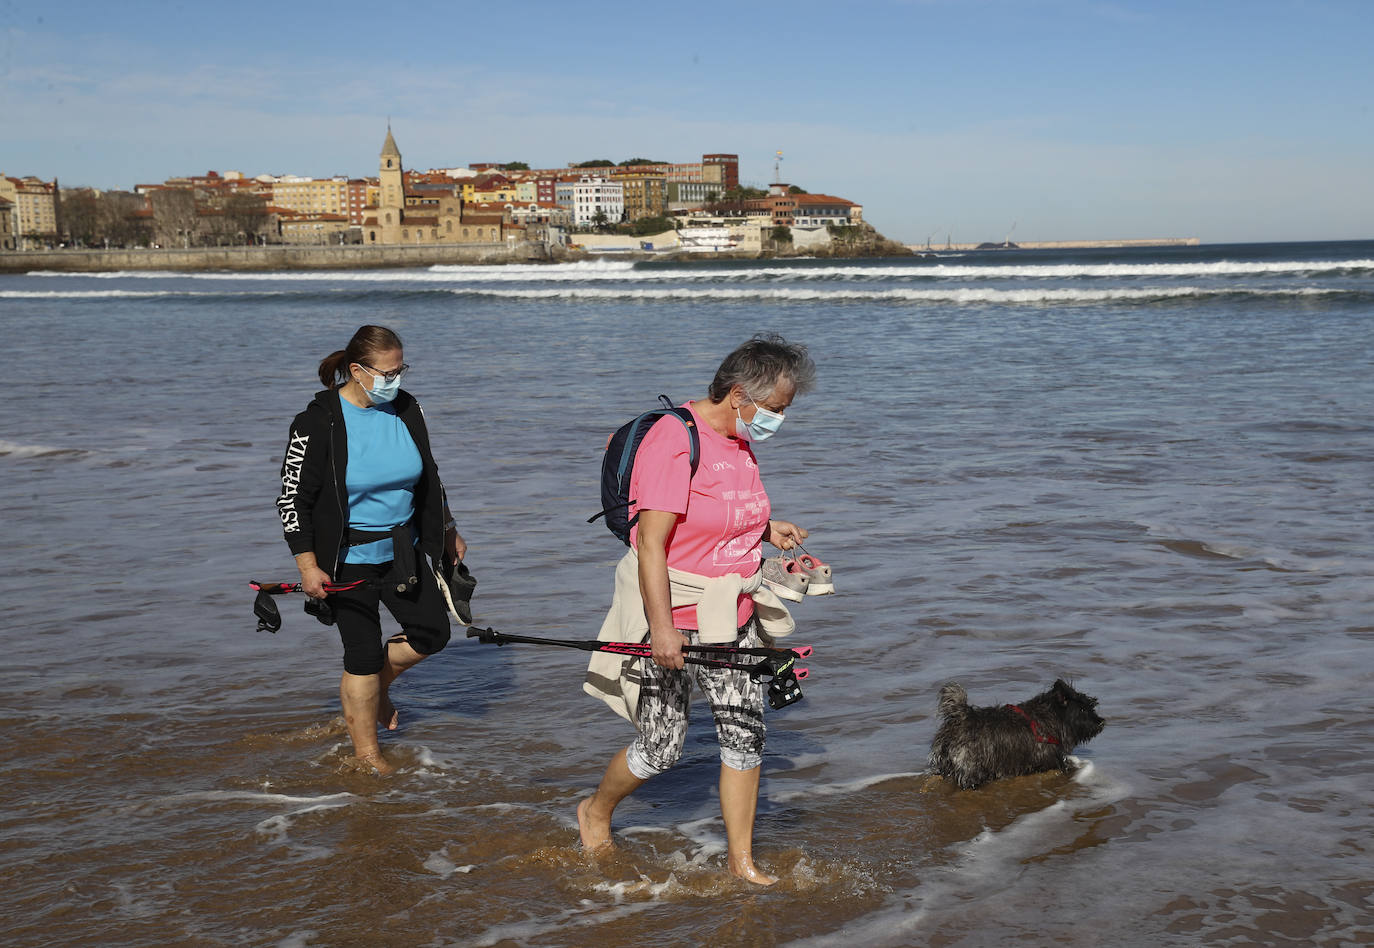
937, 682, 969, 719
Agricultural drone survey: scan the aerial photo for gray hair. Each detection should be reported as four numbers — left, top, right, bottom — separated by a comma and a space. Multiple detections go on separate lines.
708, 332, 816, 402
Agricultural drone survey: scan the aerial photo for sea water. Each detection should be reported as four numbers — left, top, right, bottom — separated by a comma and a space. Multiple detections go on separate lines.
1, 241, 1371, 945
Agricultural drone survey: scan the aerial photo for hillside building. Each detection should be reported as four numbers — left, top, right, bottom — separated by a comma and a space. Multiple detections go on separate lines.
0, 175, 59, 249
793, 193, 861, 226
559, 176, 625, 227
279, 212, 351, 244
266, 176, 350, 220
612, 169, 667, 221
0, 196, 14, 250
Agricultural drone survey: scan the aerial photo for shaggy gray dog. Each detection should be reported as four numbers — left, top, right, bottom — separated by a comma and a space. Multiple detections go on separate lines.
928, 679, 1105, 790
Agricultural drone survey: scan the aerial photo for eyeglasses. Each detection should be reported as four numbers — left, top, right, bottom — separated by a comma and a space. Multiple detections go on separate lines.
355, 361, 410, 383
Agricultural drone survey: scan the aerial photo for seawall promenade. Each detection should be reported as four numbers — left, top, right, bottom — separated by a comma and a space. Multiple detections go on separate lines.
0, 241, 551, 274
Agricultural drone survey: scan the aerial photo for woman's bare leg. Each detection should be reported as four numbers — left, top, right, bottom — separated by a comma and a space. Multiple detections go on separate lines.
577, 747, 646, 850
720, 763, 776, 885
339, 671, 394, 774
377, 638, 425, 730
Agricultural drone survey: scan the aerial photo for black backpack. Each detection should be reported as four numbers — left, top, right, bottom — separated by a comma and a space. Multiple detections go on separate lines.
588, 395, 701, 545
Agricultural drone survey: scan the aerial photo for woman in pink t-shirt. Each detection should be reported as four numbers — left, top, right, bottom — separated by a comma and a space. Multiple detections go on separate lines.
577, 333, 816, 886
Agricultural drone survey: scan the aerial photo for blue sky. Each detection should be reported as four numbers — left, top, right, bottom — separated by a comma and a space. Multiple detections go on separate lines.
3, 0, 1371, 244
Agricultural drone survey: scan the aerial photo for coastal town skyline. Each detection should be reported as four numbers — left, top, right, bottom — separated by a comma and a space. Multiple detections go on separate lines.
4, 0, 1372, 245
3, 130, 874, 254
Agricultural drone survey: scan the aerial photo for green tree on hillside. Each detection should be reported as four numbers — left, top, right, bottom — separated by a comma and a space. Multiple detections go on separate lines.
627, 215, 675, 236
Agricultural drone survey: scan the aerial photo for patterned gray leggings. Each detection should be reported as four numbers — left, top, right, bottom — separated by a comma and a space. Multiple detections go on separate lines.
625, 620, 767, 779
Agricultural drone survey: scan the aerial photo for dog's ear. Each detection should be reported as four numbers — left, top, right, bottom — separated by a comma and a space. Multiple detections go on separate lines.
1053, 679, 1072, 702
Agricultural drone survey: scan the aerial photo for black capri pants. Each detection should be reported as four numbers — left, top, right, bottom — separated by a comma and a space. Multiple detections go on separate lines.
330, 560, 451, 675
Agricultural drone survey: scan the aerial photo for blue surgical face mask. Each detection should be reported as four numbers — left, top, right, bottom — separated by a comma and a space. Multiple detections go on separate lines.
735, 391, 786, 442
358, 366, 402, 405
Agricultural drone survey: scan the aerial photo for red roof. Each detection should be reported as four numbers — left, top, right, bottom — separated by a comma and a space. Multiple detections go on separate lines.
795, 194, 856, 207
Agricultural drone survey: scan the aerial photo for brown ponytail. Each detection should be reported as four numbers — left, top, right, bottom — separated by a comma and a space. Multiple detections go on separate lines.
317, 325, 403, 388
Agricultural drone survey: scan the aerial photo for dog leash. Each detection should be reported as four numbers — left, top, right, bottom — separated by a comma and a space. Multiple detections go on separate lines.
1006, 704, 1061, 745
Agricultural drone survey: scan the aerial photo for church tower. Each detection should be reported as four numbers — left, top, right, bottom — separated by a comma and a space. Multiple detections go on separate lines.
380, 126, 404, 212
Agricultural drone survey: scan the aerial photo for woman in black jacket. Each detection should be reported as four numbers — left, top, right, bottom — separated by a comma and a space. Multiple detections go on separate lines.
277, 324, 466, 774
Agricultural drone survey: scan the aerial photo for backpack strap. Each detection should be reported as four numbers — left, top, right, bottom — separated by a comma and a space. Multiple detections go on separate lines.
610, 398, 699, 489
620, 405, 698, 534
589, 397, 701, 532
652, 394, 701, 479
665, 403, 701, 481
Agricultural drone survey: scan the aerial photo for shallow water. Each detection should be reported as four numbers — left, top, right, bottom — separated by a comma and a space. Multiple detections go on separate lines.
2, 242, 1372, 946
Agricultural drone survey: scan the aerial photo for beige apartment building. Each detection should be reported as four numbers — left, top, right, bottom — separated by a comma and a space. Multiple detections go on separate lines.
459, 173, 519, 204
266, 176, 350, 219
279, 212, 351, 244
0, 196, 14, 250
613, 169, 667, 221
0, 175, 59, 249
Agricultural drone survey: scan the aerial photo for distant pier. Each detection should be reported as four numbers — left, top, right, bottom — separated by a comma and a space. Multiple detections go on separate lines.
908, 237, 1201, 252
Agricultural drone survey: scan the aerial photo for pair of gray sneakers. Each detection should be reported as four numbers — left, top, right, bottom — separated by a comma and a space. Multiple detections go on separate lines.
761, 547, 834, 602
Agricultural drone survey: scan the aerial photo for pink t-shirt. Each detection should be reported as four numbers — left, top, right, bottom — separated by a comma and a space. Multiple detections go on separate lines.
629, 401, 771, 629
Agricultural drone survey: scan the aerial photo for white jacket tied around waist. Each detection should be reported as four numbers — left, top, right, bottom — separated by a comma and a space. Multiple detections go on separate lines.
583, 548, 795, 724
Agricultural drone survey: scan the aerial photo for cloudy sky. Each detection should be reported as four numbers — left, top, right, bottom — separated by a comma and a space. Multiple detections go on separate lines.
4, 0, 1371, 244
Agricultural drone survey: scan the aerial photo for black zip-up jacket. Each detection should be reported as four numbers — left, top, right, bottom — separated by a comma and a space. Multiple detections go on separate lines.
276, 387, 449, 576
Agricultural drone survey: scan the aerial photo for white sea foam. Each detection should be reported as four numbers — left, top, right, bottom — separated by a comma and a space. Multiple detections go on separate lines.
152, 789, 357, 808
275, 933, 321, 948
19, 256, 1368, 286
464, 900, 659, 946
0, 289, 209, 298
14, 283, 1344, 303
22, 260, 639, 282
786, 763, 1128, 948
1142, 520, 1340, 573
0, 438, 77, 458
768, 769, 926, 805
430, 259, 638, 279
446, 285, 1343, 304
421, 851, 476, 878
862, 259, 1374, 280
668, 815, 729, 858
250, 793, 357, 856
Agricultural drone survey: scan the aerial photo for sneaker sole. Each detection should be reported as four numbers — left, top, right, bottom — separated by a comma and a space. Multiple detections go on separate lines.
762, 579, 808, 602
804, 582, 834, 596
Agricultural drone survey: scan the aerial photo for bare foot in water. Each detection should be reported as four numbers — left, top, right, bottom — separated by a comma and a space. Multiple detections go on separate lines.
576, 797, 612, 851
377, 695, 398, 731
729, 857, 778, 886
351, 751, 396, 776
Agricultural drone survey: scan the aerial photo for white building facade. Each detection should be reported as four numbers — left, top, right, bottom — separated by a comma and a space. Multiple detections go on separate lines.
569, 176, 624, 227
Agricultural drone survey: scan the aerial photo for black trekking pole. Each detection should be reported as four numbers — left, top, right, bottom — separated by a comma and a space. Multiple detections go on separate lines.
465, 626, 809, 709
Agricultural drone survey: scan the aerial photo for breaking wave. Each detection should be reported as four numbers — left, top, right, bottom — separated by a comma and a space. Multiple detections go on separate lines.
445, 286, 1351, 304
4, 285, 1360, 305
17, 257, 1373, 286
21, 260, 640, 282
0, 289, 225, 299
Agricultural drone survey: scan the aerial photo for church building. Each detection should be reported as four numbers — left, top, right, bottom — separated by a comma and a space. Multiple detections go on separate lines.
362, 128, 502, 245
